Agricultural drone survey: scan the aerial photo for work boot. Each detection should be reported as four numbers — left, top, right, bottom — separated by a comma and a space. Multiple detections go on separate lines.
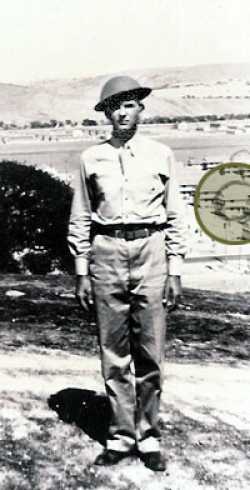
94, 449, 132, 466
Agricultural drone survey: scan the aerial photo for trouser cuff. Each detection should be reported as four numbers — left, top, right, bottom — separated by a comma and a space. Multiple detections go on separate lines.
138, 436, 160, 453
107, 436, 136, 452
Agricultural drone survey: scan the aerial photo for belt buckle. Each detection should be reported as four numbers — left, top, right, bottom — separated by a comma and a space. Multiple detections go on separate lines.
116, 227, 154, 240
125, 230, 134, 240
125, 228, 150, 240
115, 229, 124, 239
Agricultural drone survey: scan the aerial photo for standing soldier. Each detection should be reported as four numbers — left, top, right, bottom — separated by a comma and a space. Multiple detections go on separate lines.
68, 76, 187, 471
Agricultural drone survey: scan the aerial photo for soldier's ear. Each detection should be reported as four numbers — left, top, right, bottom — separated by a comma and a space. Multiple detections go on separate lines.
139, 102, 145, 112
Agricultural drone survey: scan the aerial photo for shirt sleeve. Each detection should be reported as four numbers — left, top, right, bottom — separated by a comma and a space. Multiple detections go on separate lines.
67, 154, 92, 275
165, 149, 188, 276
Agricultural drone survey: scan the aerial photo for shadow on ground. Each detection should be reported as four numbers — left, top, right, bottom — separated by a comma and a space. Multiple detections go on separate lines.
48, 388, 110, 446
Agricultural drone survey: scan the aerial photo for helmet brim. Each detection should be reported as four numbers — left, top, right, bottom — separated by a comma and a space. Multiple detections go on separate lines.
94, 86, 152, 112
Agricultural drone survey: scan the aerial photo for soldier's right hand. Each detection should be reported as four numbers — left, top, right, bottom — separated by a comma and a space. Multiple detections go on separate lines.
75, 275, 93, 312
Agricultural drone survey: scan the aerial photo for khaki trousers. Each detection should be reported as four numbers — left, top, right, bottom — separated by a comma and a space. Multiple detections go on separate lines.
90, 230, 167, 453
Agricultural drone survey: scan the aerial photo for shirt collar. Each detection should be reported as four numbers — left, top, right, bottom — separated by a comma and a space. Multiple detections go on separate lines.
108, 132, 141, 157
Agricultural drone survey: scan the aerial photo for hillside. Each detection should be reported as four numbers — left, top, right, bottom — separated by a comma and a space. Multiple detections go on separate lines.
1, 63, 250, 123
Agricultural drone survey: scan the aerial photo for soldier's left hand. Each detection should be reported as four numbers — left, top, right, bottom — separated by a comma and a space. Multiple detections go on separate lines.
164, 275, 182, 312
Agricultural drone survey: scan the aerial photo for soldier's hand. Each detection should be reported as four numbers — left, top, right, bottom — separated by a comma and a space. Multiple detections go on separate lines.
75, 275, 93, 312
164, 275, 182, 312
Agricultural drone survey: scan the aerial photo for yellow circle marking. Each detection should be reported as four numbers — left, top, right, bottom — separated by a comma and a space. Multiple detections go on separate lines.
194, 162, 250, 245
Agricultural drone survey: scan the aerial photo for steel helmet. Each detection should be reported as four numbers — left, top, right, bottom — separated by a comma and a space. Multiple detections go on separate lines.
94, 75, 152, 112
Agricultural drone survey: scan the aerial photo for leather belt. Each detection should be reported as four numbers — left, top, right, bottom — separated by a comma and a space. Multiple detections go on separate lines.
92, 223, 165, 241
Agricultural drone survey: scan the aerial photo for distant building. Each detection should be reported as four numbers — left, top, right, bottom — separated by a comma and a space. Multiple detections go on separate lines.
178, 165, 202, 204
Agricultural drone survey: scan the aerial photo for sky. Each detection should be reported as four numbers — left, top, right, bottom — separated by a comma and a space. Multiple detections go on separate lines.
1, 0, 250, 84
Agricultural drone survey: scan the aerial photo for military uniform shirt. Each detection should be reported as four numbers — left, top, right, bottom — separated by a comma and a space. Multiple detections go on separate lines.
68, 134, 187, 276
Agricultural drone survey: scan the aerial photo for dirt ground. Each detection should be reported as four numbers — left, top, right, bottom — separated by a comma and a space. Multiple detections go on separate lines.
0, 272, 250, 489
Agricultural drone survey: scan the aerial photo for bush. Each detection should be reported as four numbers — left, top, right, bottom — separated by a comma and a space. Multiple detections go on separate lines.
21, 249, 50, 274
0, 161, 74, 273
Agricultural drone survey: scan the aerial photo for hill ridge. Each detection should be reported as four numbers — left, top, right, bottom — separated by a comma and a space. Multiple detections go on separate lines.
1, 63, 250, 123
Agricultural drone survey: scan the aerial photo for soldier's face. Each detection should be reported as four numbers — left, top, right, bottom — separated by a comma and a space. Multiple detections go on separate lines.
106, 98, 143, 132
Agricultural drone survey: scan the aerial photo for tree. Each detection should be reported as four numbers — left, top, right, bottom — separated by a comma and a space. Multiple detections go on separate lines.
49, 119, 58, 127
0, 161, 74, 273
81, 118, 97, 126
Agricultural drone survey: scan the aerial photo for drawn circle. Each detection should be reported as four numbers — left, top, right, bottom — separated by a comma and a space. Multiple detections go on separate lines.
194, 162, 250, 245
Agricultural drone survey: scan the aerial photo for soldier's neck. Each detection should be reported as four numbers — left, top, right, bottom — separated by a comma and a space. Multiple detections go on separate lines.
110, 127, 137, 148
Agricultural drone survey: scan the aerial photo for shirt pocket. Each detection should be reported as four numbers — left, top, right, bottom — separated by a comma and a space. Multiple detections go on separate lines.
134, 173, 163, 198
